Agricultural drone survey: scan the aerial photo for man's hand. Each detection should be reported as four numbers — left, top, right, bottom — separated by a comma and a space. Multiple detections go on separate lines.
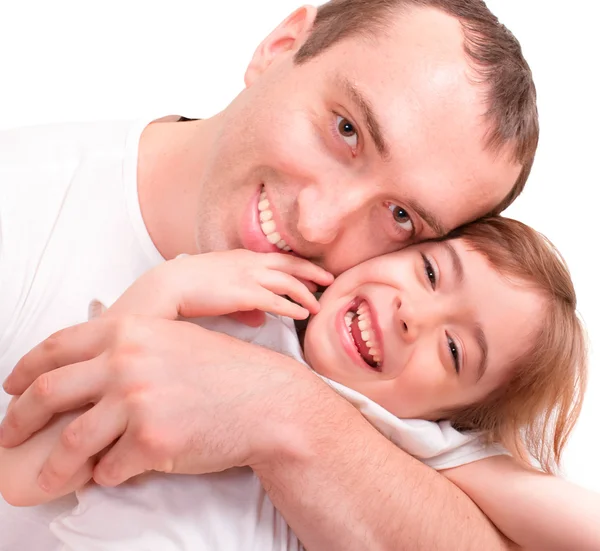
0, 317, 312, 494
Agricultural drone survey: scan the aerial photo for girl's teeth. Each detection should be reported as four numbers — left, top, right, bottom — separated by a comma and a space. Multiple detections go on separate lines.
258, 188, 292, 251
266, 232, 282, 244
261, 220, 276, 234
344, 311, 355, 328
260, 210, 273, 222
353, 301, 383, 365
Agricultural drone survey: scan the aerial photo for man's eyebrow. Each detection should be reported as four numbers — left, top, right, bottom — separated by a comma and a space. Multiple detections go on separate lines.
409, 200, 448, 238
474, 324, 489, 382
335, 74, 390, 159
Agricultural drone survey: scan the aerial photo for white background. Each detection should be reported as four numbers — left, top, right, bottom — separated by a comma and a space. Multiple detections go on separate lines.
0, 1, 598, 491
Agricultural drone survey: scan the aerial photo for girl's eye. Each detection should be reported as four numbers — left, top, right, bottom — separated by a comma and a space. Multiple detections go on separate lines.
447, 335, 461, 373
388, 203, 414, 234
336, 115, 358, 149
421, 253, 437, 289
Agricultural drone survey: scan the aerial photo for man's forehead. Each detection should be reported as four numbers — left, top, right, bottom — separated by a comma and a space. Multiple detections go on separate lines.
315, 13, 520, 233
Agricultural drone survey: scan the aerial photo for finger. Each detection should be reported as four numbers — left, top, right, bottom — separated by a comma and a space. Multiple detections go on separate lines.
93, 431, 153, 487
250, 288, 310, 320
4, 319, 107, 395
266, 254, 334, 286
0, 358, 104, 448
298, 278, 318, 294
37, 401, 126, 494
260, 272, 320, 314
226, 310, 267, 327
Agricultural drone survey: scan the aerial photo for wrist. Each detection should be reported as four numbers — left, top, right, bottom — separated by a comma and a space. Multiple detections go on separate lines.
244, 362, 355, 472
242, 363, 323, 469
157, 256, 193, 314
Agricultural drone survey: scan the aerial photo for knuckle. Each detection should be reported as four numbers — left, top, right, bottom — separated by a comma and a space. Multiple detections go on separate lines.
123, 390, 152, 413
107, 342, 144, 379
135, 426, 168, 457
31, 373, 53, 400
235, 295, 254, 310
42, 460, 64, 485
3, 409, 20, 432
97, 459, 121, 485
60, 423, 82, 451
113, 317, 152, 355
270, 294, 286, 309
42, 331, 63, 356
107, 352, 130, 377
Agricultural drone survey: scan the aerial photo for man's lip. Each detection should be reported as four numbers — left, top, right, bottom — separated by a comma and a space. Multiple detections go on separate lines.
336, 297, 383, 372
240, 185, 284, 253
241, 185, 303, 256
261, 186, 301, 256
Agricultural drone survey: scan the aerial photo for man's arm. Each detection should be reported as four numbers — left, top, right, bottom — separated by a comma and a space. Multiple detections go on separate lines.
1, 318, 511, 551
247, 365, 514, 551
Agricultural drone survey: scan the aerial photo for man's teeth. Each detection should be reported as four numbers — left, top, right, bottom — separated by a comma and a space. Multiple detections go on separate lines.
344, 302, 382, 365
258, 189, 292, 251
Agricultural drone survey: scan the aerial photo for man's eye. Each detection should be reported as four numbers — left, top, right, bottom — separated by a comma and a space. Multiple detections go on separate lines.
388, 203, 414, 233
336, 115, 358, 149
421, 253, 436, 289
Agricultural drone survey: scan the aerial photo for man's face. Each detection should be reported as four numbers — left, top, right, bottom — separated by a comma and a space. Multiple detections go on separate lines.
194, 6, 521, 275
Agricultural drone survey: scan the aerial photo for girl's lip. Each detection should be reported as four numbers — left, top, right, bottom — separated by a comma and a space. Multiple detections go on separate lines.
335, 297, 384, 372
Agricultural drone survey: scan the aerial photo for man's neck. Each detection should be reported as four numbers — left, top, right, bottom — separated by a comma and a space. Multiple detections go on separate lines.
136, 116, 217, 260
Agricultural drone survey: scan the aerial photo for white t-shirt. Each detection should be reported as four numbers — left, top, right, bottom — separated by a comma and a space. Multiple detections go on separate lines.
0, 118, 503, 551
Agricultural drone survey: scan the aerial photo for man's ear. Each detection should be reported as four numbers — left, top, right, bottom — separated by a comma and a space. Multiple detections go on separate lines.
244, 5, 318, 87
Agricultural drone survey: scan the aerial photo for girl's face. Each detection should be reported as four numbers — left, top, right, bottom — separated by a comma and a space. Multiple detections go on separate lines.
304, 239, 544, 419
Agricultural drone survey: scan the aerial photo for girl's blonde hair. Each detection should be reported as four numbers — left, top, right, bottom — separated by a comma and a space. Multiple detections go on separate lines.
445, 216, 587, 474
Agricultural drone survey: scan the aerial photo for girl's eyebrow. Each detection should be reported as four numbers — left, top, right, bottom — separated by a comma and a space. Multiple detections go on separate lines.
441, 241, 464, 284
473, 323, 489, 382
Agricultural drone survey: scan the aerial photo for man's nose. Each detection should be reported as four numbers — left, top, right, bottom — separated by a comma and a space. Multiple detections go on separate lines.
296, 181, 371, 245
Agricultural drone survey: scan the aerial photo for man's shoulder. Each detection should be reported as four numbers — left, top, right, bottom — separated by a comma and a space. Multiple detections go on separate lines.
0, 119, 142, 165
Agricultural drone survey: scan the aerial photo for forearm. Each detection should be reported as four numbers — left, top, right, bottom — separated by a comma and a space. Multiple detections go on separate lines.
249, 366, 511, 551
443, 455, 600, 551
0, 408, 93, 506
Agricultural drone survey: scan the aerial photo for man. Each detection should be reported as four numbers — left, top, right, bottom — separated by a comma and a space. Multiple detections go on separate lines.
0, 0, 537, 549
